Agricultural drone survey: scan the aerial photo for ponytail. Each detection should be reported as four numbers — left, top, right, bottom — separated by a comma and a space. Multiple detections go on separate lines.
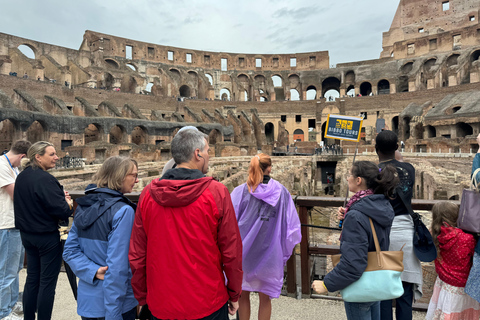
351, 161, 399, 198
247, 153, 272, 193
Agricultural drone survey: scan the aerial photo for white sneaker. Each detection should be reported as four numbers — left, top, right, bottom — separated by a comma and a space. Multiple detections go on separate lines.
2, 312, 23, 320
11, 302, 22, 315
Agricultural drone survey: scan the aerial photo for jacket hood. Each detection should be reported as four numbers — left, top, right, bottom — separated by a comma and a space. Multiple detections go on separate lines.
151, 168, 213, 207
250, 179, 282, 207
349, 194, 394, 227
74, 184, 136, 230
438, 224, 461, 251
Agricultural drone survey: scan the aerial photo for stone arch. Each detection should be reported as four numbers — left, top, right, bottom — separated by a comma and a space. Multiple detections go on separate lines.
131, 126, 148, 145
471, 50, 480, 62
391, 116, 399, 135
360, 82, 372, 96
126, 63, 137, 71
17, 44, 36, 59
205, 73, 213, 85
179, 85, 191, 97
377, 79, 390, 95
424, 58, 437, 71
293, 129, 304, 142
306, 85, 317, 100
169, 68, 181, 82
209, 129, 222, 145
456, 122, 473, 138
254, 74, 266, 86
105, 59, 119, 69
121, 76, 137, 93
272, 75, 284, 101
265, 122, 274, 143
0, 119, 20, 151
426, 125, 436, 138
321, 77, 340, 97
446, 54, 460, 67
220, 88, 231, 101
401, 62, 414, 74
109, 125, 127, 144
346, 85, 355, 96
345, 71, 355, 84
101, 72, 114, 90
288, 74, 301, 89
27, 120, 47, 143
397, 76, 409, 92
402, 117, 411, 140
85, 123, 103, 144
290, 89, 300, 101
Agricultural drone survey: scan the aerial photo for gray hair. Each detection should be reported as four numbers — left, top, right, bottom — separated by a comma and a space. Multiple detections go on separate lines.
171, 129, 208, 165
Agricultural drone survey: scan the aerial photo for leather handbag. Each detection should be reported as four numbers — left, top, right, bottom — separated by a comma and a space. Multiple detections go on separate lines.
458, 168, 480, 233
331, 218, 404, 303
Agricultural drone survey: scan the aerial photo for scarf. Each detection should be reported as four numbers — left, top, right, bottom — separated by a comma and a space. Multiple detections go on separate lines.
344, 189, 374, 214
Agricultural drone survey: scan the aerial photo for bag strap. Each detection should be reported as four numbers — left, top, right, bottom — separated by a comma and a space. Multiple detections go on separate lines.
368, 218, 382, 267
471, 168, 480, 190
396, 187, 419, 223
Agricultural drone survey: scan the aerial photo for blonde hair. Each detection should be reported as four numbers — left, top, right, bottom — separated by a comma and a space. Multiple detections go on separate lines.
431, 201, 459, 260
21, 141, 54, 170
247, 153, 272, 193
92, 156, 138, 191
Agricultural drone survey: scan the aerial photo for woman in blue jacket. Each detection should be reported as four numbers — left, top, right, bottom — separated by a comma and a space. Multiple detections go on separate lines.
63, 156, 139, 320
312, 161, 398, 320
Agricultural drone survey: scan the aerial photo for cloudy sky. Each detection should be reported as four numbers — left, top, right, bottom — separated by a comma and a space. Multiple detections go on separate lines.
1, 0, 399, 65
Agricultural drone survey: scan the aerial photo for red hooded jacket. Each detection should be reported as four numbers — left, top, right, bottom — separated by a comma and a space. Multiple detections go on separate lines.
435, 224, 476, 287
129, 168, 243, 319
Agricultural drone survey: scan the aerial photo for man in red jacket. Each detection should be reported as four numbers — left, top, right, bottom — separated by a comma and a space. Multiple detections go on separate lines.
129, 128, 243, 319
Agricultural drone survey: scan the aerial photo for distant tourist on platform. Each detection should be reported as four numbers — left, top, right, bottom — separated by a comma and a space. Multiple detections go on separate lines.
0, 140, 31, 320
231, 154, 301, 320
425, 202, 480, 320
376, 130, 423, 320
312, 160, 399, 320
129, 128, 243, 319
63, 156, 139, 320
23, 72, 28, 79
14, 141, 74, 320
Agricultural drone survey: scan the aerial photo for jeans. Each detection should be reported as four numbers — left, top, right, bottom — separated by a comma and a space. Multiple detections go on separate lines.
344, 301, 380, 320
152, 303, 229, 320
0, 229, 24, 318
21, 231, 63, 320
81, 306, 137, 320
380, 282, 414, 320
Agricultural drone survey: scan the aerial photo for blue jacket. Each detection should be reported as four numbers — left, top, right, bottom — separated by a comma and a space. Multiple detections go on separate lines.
472, 153, 480, 187
63, 185, 138, 319
324, 194, 394, 292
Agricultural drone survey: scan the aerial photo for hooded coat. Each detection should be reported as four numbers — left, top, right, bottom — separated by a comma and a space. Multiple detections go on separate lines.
63, 185, 138, 319
231, 178, 301, 298
324, 194, 395, 292
129, 168, 243, 320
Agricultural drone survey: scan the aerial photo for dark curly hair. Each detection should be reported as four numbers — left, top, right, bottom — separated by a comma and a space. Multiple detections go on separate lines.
351, 161, 399, 198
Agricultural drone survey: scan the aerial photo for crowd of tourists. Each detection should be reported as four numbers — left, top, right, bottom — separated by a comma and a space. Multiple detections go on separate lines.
1, 129, 480, 320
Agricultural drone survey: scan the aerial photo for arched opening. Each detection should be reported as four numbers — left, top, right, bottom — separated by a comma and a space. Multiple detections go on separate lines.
121, 76, 137, 93
360, 82, 372, 96
132, 126, 148, 145
426, 125, 436, 138
447, 54, 460, 67
403, 117, 411, 140
220, 88, 231, 101
145, 82, 154, 93
209, 129, 221, 145
293, 129, 304, 142
377, 80, 390, 95
0, 119, 19, 151
27, 121, 46, 143
84, 123, 102, 144
306, 85, 317, 100
272, 75, 284, 100
265, 122, 274, 143
397, 76, 409, 92
424, 58, 437, 71
456, 122, 473, 138
345, 71, 355, 84
324, 89, 340, 101
17, 44, 36, 59
179, 85, 191, 97
259, 96, 268, 102
126, 63, 136, 71
109, 125, 126, 144
169, 68, 181, 82
401, 62, 413, 74
290, 89, 300, 101
102, 72, 114, 90
254, 75, 266, 86
205, 74, 213, 85
322, 77, 341, 97
346, 85, 355, 97
391, 116, 399, 135
105, 59, 119, 69
241, 90, 248, 101
471, 50, 480, 62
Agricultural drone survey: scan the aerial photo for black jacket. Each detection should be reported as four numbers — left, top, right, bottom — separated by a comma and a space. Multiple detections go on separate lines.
324, 194, 394, 292
14, 166, 74, 233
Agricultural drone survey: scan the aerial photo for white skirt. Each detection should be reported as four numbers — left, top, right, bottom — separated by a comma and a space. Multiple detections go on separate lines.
426, 277, 480, 320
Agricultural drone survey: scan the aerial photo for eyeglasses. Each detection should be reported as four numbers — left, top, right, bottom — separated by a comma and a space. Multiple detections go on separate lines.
345, 173, 352, 180
127, 173, 138, 180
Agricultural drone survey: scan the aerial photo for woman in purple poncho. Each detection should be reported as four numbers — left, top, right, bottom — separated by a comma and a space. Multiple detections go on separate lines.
231, 153, 301, 320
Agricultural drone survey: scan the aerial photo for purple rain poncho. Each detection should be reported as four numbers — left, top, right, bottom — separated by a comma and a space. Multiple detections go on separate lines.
231, 178, 301, 299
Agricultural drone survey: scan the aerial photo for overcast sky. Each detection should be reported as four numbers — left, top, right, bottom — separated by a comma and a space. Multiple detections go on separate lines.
1, 0, 399, 66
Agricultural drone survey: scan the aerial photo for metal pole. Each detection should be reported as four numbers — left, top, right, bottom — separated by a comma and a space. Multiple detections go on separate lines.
339, 141, 359, 228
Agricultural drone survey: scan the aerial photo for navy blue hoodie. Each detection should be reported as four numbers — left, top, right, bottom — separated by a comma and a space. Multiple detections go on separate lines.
324, 194, 394, 292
